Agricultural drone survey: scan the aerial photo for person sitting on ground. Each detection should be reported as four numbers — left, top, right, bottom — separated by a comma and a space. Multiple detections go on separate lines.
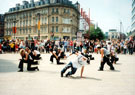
18, 49, 39, 72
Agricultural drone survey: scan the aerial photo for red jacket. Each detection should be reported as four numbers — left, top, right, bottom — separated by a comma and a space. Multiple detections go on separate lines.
70, 41, 73, 46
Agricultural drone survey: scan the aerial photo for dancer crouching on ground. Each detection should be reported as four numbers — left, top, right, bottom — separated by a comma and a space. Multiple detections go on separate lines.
18, 49, 39, 72
96, 45, 115, 71
50, 47, 66, 65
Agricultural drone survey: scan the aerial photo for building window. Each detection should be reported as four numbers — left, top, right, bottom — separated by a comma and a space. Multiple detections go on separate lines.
20, 29, 21, 34
64, 9, 66, 13
62, 18, 71, 24
23, 29, 25, 34
29, 20, 31, 26
36, 18, 38, 24
23, 21, 25, 26
29, 28, 31, 34
56, 8, 59, 13
56, 26, 58, 32
29, 12, 32, 17
67, 9, 70, 14
52, 8, 55, 13
42, 17, 44, 24
6, 31, 8, 35
26, 28, 28, 34
52, 26, 54, 32
26, 20, 28, 26
45, 27, 47, 32
56, 17, 58, 23
52, 17, 54, 23
45, 17, 47, 24
19, 21, 21, 27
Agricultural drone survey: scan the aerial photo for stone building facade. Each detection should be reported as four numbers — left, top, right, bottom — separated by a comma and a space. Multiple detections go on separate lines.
0, 14, 4, 40
4, 0, 80, 40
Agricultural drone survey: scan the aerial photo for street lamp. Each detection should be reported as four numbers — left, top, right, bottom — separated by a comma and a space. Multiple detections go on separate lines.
71, 19, 73, 40
37, 13, 40, 40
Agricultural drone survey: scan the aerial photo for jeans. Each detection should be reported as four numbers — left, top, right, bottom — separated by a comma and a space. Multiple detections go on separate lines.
61, 62, 77, 76
64, 46, 67, 52
129, 48, 133, 55
70, 46, 74, 53
123, 49, 127, 54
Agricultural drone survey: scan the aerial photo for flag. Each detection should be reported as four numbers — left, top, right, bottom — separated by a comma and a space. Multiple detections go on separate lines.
38, 21, 40, 30
81, 8, 83, 16
12, 27, 16, 33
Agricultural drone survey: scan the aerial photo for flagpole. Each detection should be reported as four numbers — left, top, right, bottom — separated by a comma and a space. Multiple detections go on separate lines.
89, 8, 90, 35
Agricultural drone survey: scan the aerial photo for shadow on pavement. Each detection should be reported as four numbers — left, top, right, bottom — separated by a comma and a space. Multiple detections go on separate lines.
106, 70, 120, 72
68, 76, 102, 81
39, 70, 60, 74
114, 63, 122, 65
0, 59, 18, 73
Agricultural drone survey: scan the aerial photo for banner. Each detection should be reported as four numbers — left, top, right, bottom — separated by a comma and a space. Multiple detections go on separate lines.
81, 8, 83, 16
12, 27, 16, 33
38, 21, 40, 30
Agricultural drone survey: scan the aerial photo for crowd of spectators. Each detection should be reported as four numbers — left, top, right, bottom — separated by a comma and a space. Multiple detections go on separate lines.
0, 36, 135, 55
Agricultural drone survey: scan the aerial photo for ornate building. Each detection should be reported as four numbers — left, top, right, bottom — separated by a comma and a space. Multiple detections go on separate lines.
131, 0, 135, 39
4, 0, 80, 40
0, 14, 4, 40
108, 29, 120, 40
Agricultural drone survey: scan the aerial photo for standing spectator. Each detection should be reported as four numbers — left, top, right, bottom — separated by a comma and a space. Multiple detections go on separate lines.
15, 42, 19, 53
128, 40, 134, 55
0, 42, 2, 54
59, 39, 64, 48
2, 41, 7, 53
123, 43, 127, 54
9, 41, 15, 53
25, 37, 29, 48
39, 40, 45, 53
45, 40, 50, 53
55, 40, 59, 48
31, 38, 35, 50
70, 40, 73, 53
64, 39, 68, 52
19, 40, 25, 49
120, 40, 124, 54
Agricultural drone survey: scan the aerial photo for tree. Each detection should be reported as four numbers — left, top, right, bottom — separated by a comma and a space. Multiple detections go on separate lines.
85, 26, 105, 40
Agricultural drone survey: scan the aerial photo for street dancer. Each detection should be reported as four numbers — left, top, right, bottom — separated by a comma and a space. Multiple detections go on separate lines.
96, 45, 115, 71
61, 51, 87, 78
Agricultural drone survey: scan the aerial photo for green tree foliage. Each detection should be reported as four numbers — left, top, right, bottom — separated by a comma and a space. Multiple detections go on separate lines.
85, 26, 105, 40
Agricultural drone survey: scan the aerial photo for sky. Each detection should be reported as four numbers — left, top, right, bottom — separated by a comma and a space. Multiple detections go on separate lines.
0, 0, 132, 33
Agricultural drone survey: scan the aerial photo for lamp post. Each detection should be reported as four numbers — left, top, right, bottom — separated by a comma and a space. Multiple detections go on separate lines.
71, 19, 73, 40
37, 13, 40, 40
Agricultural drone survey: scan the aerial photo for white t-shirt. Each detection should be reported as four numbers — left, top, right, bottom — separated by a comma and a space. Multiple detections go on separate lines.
107, 45, 111, 53
34, 50, 40, 55
71, 54, 87, 68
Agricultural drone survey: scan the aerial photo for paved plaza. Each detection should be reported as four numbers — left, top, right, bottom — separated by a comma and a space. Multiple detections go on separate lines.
0, 53, 135, 95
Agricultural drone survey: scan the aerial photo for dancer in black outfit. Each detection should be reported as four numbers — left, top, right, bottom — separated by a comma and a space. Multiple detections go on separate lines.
18, 49, 39, 72
50, 47, 66, 65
